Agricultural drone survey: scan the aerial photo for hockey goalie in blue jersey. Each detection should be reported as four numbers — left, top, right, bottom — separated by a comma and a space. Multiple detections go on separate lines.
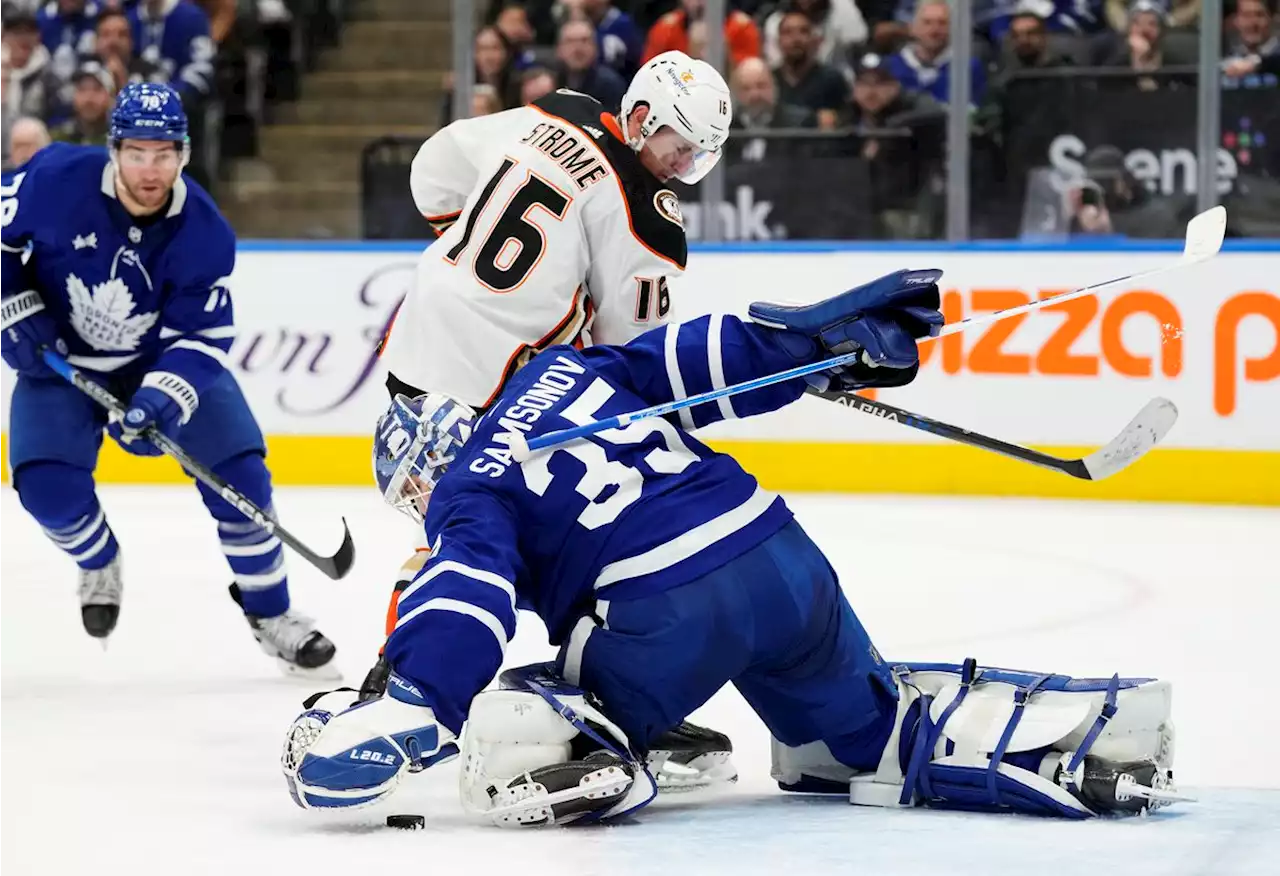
1, 83, 336, 674
281, 270, 1183, 824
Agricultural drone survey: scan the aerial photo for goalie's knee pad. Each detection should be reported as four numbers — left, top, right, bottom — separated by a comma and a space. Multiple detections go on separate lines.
459, 663, 657, 827
772, 658, 1181, 818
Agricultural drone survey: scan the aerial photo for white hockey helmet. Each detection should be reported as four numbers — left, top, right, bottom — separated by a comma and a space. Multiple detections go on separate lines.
620, 51, 732, 184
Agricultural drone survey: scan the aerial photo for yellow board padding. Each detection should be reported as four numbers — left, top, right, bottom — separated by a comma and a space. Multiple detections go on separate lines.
1, 432, 1276, 505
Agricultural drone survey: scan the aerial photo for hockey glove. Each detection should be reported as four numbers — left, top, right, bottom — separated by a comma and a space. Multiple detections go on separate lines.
1, 290, 66, 378
748, 269, 944, 391
107, 384, 187, 457
281, 674, 458, 811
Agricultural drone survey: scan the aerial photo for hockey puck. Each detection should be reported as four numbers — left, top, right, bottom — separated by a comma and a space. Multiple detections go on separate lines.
386, 814, 425, 830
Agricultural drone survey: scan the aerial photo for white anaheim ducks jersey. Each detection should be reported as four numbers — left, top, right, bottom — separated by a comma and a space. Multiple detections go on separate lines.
380, 90, 689, 409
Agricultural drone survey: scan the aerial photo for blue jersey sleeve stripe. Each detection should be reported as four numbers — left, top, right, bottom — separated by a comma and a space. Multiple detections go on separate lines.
706, 313, 737, 421
400, 559, 517, 610
593, 485, 779, 589
66, 352, 143, 371
395, 597, 509, 654
663, 323, 696, 431
165, 337, 230, 366
161, 324, 236, 340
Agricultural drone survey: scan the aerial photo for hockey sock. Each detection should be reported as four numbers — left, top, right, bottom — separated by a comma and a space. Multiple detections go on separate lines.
15, 461, 119, 570
199, 452, 289, 618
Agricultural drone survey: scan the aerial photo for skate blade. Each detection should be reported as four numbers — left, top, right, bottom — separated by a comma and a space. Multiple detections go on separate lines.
1118, 774, 1196, 809
274, 658, 343, 683
650, 751, 737, 792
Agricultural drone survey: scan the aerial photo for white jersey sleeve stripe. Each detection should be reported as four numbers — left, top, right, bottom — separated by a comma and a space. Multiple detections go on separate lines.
706, 313, 737, 421
396, 597, 510, 654
593, 486, 779, 590
664, 323, 697, 431
400, 559, 517, 610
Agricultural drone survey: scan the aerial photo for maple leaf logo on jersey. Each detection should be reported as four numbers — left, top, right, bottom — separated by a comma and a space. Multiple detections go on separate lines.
66, 274, 159, 352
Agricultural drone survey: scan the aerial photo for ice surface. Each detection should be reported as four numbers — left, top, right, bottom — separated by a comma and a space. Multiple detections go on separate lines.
3, 487, 1278, 876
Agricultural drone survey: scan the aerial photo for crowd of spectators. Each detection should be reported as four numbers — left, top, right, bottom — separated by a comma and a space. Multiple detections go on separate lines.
2, 0, 338, 185
444, 0, 1278, 237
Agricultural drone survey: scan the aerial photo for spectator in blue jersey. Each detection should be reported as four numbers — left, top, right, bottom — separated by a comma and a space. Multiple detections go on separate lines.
981, 0, 1105, 43
773, 9, 850, 129
36, 0, 101, 87
893, 0, 1102, 45
886, 0, 987, 104
574, 0, 644, 79
128, 0, 217, 103
555, 16, 627, 111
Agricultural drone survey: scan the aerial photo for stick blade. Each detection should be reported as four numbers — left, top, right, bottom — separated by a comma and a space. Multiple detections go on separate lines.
314, 518, 357, 580
1081, 398, 1179, 481
1181, 206, 1226, 264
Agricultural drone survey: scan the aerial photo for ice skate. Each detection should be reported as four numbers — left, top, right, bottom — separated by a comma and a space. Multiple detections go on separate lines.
79, 553, 123, 640
647, 720, 737, 791
229, 584, 340, 680
1058, 753, 1193, 814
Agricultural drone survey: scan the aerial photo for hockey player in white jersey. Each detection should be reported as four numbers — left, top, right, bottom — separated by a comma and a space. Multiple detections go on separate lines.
357, 52, 737, 786
379, 50, 725, 406
282, 271, 1183, 826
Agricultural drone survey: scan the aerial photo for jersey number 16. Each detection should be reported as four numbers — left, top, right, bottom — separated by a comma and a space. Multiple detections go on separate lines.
444, 157, 571, 293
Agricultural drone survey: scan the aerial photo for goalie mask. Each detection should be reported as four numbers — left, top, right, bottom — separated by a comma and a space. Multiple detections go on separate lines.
372, 393, 477, 523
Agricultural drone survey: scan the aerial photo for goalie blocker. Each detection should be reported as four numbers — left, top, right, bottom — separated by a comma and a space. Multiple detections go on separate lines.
772, 659, 1187, 818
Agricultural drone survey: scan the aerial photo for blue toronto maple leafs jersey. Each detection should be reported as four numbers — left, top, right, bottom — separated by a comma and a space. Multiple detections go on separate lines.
1, 144, 236, 403
130, 0, 216, 99
383, 314, 825, 733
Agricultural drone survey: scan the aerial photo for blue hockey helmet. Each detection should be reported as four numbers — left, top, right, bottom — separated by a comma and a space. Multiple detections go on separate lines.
109, 82, 188, 149
373, 393, 478, 523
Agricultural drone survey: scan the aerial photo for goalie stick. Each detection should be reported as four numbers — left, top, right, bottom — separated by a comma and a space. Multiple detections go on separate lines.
514, 207, 1223, 462
807, 390, 1178, 481
41, 348, 356, 580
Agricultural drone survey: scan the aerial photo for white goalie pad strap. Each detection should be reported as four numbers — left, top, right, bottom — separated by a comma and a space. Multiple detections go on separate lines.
1, 289, 45, 330
141, 370, 199, 424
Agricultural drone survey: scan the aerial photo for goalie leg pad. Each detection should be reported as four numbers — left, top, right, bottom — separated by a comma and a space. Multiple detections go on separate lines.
774, 659, 1177, 818
855, 659, 1177, 817
459, 663, 657, 827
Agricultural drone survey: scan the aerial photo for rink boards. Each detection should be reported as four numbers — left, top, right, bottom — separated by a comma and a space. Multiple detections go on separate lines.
2, 241, 1277, 504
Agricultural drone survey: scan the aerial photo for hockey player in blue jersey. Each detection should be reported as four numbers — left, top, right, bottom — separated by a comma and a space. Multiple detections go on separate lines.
1, 82, 336, 674
281, 271, 1181, 824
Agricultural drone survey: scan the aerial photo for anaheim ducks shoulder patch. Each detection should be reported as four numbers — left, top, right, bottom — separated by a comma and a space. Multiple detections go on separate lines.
654, 189, 683, 228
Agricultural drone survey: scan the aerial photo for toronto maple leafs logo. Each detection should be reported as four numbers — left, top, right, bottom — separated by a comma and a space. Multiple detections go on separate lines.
66, 266, 159, 352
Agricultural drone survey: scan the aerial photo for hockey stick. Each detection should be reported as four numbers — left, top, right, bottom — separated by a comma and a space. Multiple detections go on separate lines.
40, 348, 356, 580
806, 389, 1179, 481
929, 205, 1226, 340
510, 346, 872, 460
510, 206, 1224, 462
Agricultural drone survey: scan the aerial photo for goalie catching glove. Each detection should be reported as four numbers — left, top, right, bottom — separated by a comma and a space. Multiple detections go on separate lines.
281, 675, 459, 810
749, 268, 944, 391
